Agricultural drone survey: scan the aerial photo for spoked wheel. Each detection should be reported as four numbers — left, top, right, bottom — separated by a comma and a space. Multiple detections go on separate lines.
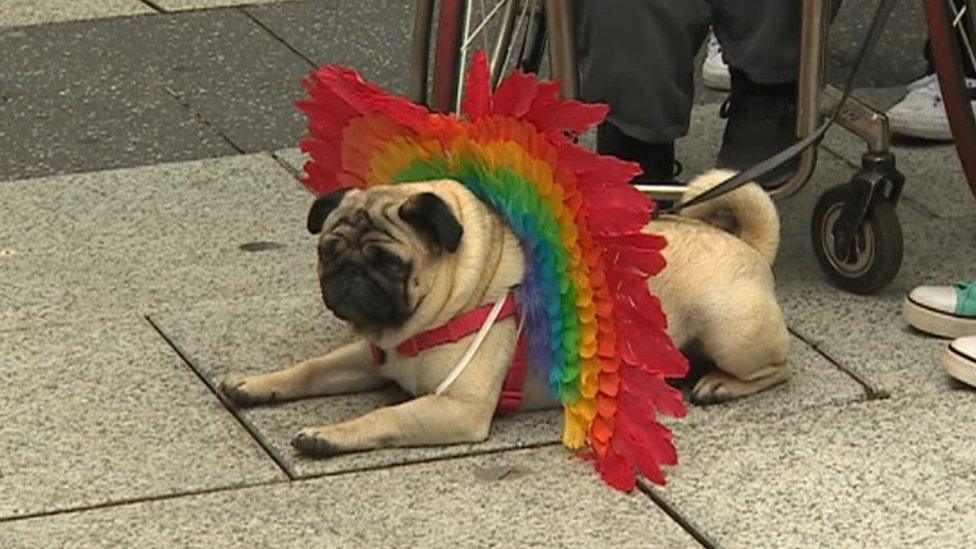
924, 0, 976, 200
811, 184, 903, 295
427, 0, 548, 113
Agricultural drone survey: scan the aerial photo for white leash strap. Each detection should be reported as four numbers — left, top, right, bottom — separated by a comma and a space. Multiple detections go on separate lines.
434, 297, 509, 396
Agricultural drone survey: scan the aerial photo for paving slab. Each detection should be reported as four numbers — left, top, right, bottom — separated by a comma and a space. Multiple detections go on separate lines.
774, 208, 976, 398
245, 0, 414, 94
652, 390, 976, 549
0, 0, 152, 28
0, 447, 700, 548
147, 9, 314, 153
0, 318, 283, 520
0, 154, 316, 329
676, 102, 724, 182
0, 9, 311, 181
0, 15, 239, 181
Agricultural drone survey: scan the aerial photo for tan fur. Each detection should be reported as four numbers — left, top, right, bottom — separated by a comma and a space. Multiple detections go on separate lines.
648, 170, 789, 402
678, 169, 781, 265
222, 171, 789, 455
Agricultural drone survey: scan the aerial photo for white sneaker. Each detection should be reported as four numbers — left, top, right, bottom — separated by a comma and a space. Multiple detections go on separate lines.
887, 73, 976, 141
903, 282, 976, 339
702, 31, 731, 91
946, 335, 976, 388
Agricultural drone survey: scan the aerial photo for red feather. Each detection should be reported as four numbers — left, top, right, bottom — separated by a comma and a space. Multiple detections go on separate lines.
461, 51, 491, 120
612, 419, 669, 485
491, 71, 539, 118
597, 448, 637, 491
619, 368, 688, 418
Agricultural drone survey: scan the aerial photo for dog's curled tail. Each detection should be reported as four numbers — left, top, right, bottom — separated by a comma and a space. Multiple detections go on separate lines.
678, 169, 780, 265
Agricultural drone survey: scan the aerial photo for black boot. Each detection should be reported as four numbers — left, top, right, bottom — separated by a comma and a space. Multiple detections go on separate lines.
717, 69, 798, 189
596, 122, 681, 184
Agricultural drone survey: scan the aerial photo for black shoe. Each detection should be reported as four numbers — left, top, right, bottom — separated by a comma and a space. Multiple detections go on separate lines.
596, 122, 682, 184
717, 69, 798, 189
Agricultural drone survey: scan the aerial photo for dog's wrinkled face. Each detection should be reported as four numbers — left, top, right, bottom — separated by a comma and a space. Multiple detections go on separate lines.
307, 186, 463, 333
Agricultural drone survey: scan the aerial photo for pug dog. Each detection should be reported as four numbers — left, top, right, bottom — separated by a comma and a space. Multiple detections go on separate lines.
219, 170, 789, 456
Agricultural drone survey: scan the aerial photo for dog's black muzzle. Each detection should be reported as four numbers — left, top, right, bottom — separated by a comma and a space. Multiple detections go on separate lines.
321, 263, 409, 329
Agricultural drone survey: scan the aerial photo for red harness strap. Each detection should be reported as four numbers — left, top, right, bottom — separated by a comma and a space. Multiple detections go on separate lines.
369, 293, 528, 413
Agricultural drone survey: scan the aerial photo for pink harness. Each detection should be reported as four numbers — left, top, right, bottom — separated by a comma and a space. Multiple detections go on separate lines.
368, 293, 529, 413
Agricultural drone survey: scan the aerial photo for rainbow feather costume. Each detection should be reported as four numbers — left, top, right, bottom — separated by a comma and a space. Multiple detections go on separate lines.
297, 52, 689, 490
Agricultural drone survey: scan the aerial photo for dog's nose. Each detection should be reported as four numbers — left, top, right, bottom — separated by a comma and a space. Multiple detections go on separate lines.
322, 270, 374, 321
321, 268, 407, 329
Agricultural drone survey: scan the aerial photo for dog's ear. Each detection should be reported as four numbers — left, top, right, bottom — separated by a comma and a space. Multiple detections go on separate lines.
398, 192, 463, 253
307, 189, 351, 235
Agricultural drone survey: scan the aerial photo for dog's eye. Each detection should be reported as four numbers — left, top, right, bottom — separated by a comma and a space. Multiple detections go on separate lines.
318, 239, 340, 261
368, 248, 409, 277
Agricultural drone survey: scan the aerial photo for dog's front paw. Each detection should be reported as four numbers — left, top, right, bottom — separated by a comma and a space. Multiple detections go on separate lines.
219, 375, 281, 407
292, 429, 342, 457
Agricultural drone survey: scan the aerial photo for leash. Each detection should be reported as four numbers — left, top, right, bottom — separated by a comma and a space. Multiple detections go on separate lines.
660, 0, 899, 215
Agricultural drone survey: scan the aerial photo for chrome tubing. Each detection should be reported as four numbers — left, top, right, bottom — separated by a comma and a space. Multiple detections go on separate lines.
409, 0, 435, 105
454, 0, 475, 113
970, 0, 976, 47
769, 0, 830, 201
820, 85, 890, 153
546, 0, 579, 98
490, 0, 520, 88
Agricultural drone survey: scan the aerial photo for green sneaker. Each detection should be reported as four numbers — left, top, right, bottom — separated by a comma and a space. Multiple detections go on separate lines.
903, 282, 976, 339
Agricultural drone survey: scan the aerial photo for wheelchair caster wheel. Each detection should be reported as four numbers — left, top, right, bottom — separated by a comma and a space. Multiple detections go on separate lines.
811, 183, 903, 295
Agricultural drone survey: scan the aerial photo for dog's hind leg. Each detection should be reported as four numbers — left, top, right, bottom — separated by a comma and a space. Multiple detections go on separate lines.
690, 302, 790, 405
691, 362, 789, 404
220, 340, 389, 407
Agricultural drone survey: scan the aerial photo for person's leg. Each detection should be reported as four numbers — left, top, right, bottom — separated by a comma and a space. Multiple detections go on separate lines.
710, 0, 802, 187
710, 0, 802, 85
574, 0, 710, 181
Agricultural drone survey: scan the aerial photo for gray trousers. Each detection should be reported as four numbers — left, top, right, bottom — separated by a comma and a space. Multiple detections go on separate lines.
574, 0, 802, 143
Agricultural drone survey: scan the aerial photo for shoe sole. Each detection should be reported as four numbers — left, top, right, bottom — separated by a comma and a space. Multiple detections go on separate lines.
889, 122, 953, 141
902, 296, 976, 339
945, 343, 976, 388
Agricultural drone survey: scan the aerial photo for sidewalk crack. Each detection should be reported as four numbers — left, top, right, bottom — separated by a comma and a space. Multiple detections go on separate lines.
240, 8, 317, 69
144, 314, 295, 479
136, 0, 167, 13
789, 327, 890, 401
269, 150, 307, 183
0, 479, 281, 525
162, 86, 246, 155
637, 480, 721, 549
